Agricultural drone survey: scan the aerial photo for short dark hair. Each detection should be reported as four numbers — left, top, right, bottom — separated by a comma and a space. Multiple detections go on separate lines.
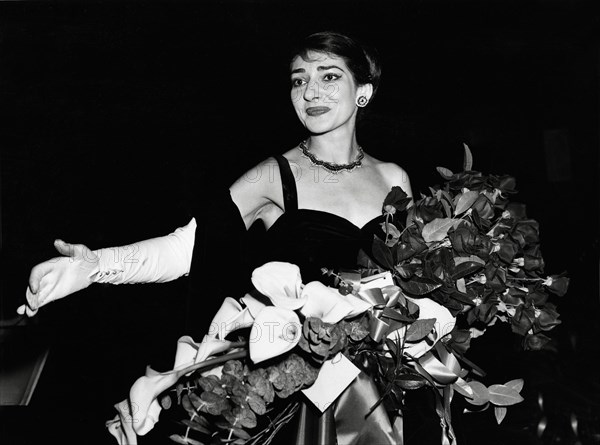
289, 31, 382, 101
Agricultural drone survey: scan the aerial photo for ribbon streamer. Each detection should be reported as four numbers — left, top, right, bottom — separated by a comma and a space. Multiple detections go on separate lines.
410, 342, 475, 445
335, 372, 403, 445
287, 372, 402, 445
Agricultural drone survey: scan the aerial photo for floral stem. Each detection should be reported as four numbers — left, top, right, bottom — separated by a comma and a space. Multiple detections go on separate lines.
398, 222, 415, 238
177, 350, 248, 376
247, 401, 300, 445
385, 213, 391, 242
453, 352, 487, 378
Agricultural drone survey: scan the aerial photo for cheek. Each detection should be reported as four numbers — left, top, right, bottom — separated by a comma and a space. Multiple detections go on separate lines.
290, 88, 304, 106
322, 83, 341, 104
290, 95, 304, 117
343, 86, 358, 106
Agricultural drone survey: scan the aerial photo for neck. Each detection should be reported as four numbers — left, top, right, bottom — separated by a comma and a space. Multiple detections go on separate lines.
306, 128, 360, 164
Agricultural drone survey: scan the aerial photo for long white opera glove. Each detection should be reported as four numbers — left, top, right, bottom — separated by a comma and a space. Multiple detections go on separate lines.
18, 218, 196, 317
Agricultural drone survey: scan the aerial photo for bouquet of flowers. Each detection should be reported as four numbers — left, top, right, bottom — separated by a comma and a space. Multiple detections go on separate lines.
369, 144, 567, 352
106, 145, 568, 445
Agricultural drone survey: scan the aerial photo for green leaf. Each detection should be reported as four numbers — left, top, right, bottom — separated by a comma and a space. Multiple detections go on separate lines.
195, 391, 231, 416
436, 166, 454, 180
441, 190, 454, 207
488, 384, 524, 406
395, 264, 416, 279
454, 191, 480, 216
246, 391, 267, 415
169, 435, 204, 445
372, 236, 395, 269
466, 380, 490, 406
223, 407, 258, 429
215, 421, 233, 430
471, 208, 483, 230
181, 394, 195, 415
441, 199, 452, 218
456, 278, 466, 293
451, 260, 485, 280
422, 218, 454, 243
405, 318, 436, 342
231, 428, 252, 440
181, 419, 211, 435
406, 298, 420, 315
405, 207, 417, 230
398, 277, 442, 296
454, 255, 486, 266
494, 406, 507, 424
504, 378, 524, 393
311, 341, 330, 358
160, 394, 172, 410
463, 143, 473, 171
451, 289, 476, 305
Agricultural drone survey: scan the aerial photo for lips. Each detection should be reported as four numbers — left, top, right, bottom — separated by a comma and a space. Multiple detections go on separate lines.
306, 106, 331, 116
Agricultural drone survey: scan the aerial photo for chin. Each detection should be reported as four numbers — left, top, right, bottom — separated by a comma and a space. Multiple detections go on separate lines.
305, 127, 330, 136
303, 120, 336, 135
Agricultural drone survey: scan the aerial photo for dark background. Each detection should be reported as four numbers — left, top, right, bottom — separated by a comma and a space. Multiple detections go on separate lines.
0, 0, 599, 444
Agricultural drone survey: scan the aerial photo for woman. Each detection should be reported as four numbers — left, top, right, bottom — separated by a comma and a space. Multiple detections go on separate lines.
20, 32, 416, 444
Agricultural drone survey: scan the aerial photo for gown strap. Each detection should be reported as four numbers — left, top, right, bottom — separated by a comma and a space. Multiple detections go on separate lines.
273, 154, 298, 212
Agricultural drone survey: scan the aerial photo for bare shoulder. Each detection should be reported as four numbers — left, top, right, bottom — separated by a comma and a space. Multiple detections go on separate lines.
229, 156, 279, 228
230, 156, 279, 193
366, 155, 413, 197
229, 147, 299, 228
280, 145, 305, 165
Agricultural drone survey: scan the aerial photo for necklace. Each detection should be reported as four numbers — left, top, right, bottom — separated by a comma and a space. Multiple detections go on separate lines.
298, 139, 364, 174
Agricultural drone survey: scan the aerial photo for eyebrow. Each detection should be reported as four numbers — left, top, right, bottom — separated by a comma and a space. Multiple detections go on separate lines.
290, 65, 345, 75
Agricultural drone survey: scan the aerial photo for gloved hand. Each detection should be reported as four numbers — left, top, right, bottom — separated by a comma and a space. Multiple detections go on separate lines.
18, 218, 197, 317
18, 239, 99, 317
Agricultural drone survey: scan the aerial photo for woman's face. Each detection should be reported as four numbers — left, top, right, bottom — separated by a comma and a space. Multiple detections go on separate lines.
290, 51, 366, 135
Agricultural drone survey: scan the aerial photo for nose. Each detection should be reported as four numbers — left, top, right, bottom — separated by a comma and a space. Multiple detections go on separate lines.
303, 80, 320, 102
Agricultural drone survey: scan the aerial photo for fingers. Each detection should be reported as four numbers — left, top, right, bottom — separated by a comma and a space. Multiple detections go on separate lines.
28, 261, 52, 294
54, 239, 94, 262
19, 288, 39, 317
17, 303, 38, 317
26, 285, 40, 311
54, 239, 74, 257
27, 267, 57, 309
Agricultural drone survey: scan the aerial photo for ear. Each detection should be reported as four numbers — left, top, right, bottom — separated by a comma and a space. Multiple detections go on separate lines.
356, 83, 374, 102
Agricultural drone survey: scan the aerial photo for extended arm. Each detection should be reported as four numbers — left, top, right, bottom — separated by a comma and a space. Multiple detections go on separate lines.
19, 218, 196, 316
94, 218, 196, 284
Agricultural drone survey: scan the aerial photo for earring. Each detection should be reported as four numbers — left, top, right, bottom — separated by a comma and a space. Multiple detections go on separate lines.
356, 96, 368, 107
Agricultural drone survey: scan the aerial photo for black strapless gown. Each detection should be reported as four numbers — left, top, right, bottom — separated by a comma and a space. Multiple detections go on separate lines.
249, 155, 384, 284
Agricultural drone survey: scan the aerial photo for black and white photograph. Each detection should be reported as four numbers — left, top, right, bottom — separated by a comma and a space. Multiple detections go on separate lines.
1, 1, 598, 444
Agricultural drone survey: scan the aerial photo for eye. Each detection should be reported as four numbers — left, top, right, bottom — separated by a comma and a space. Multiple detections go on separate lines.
291, 78, 306, 87
323, 73, 341, 82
